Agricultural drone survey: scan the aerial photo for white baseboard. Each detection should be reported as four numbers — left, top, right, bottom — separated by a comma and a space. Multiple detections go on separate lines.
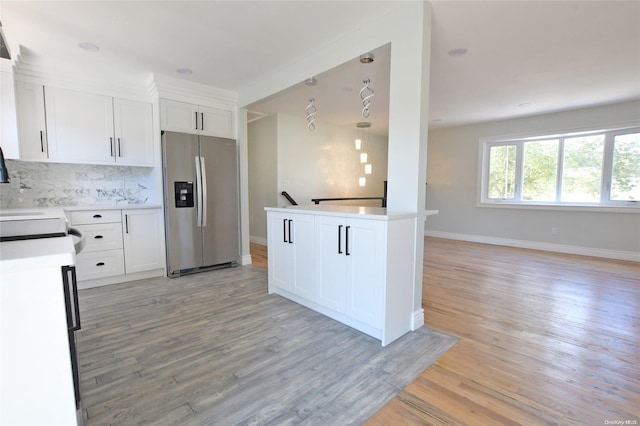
241, 254, 252, 266
425, 230, 639, 262
250, 236, 267, 246
411, 308, 424, 330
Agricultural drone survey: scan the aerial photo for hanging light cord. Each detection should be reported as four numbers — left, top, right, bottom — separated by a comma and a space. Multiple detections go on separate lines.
360, 78, 375, 118
306, 98, 317, 131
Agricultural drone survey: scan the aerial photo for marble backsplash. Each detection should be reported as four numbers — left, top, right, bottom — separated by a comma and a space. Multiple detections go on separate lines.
0, 160, 156, 208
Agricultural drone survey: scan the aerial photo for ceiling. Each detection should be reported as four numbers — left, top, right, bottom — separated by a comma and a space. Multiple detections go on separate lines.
1, 1, 639, 135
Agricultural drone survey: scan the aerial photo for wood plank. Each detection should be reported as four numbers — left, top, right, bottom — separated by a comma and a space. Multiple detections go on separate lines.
367, 237, 640, 425
77, 262, 456, 425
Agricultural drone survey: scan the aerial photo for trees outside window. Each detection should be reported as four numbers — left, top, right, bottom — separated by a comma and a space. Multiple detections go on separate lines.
481, 127, 639, 208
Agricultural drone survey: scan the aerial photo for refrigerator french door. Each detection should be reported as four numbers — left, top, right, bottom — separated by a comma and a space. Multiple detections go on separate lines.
162, 131, 240, 277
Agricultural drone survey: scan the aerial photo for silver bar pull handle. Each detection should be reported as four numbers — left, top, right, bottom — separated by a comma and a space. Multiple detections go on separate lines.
195, 112, 198, 130
110, 137, 114, 157
40, 131, 44, 152
200, 156, 208, 227
194, 156, 202, 227
118, 138, 122, 157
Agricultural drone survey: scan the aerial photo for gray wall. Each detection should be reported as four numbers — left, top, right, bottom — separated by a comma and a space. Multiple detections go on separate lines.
425, 100, 640, 259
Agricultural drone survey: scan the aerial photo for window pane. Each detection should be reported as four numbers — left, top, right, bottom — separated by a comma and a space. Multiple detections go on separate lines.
523, 140, 558, 201
561, 135, 604, 202
488, 145, 516, 199
611, 133, 640, 201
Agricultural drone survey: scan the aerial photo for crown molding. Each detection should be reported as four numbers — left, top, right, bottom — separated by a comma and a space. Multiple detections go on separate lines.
150, 73, 238, 110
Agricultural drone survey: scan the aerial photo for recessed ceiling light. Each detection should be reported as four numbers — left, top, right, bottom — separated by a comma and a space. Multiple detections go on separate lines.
448, 48, 467, 57
360, 53, 375, 64
78, 42, 99, 52
176, 68, 193, 75
305, 77, 318, 86
518, 102, 532, 108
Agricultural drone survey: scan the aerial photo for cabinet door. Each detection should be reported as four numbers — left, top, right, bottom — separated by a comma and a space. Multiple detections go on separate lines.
316, 216, 347, 313
159, 99, 198, 134
122, 209, 164, 274
45, 87, 115, 164
290, 214, 316, 301
345, 218, 385, 328
15, 81, 48, 161
199, 105, 233, 138
113, 98, 154, 166
267, 212, 293, 292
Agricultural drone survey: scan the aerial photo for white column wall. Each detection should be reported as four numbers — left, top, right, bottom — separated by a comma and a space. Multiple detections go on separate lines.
238, 1, 432, 321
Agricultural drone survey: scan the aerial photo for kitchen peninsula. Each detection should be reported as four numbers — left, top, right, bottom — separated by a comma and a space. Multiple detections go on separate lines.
266, 204, 438, 346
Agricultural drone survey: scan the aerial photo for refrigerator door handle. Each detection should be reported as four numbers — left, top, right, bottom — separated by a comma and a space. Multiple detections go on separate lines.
195, 156, 203, 227
200, 156, 208, 227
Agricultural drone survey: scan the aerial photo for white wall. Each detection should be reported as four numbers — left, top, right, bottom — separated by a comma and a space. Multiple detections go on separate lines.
426, 100, 640, 260
248, 114, 278, 244
247, 113, 389, 242
277, 113, 388, 207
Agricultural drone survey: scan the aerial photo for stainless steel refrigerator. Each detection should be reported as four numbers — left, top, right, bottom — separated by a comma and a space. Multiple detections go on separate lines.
162, 131, 239, 277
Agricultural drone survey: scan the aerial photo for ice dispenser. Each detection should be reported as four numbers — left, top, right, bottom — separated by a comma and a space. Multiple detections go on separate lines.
174, 181, 194, 208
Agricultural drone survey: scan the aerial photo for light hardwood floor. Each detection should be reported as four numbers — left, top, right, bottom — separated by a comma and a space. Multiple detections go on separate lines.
253, 238, 640, 425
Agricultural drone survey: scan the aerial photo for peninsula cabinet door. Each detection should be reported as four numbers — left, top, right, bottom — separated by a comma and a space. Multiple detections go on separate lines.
316, 216, 385, 328
267, 212, 315, 298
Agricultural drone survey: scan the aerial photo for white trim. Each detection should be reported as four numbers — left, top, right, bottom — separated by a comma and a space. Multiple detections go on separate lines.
151, 73, 237, 110
241, 254, 252, 266
475, 202, 639, 214
424, 230, 640, 262
411, 308, 425, 330
250, 236, 267, 246
77, 268, 165, 290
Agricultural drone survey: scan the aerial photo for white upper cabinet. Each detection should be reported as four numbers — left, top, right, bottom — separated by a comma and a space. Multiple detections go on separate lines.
160, 99, 233, 139
15, 81, 48, 161
113, 98, 154, 166
44, 86, 154, 166
199, 105, 233, 138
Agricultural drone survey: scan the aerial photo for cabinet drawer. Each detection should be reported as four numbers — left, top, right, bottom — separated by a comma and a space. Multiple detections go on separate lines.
70, 210, 121, 225
75, 223, 123, 252
76, 249, 125, 281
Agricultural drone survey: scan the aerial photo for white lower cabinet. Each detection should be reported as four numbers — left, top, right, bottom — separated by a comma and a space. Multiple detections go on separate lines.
267, 211, 315, 299
70, 207, 164, 287
266, 207, 416, 346
316, 216, 385, 329
122, 209, 164, 274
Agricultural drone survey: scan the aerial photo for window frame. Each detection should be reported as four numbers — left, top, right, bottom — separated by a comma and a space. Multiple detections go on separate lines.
478, 123, 640, 212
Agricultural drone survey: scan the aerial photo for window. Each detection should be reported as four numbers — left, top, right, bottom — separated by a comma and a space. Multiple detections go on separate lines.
480, 126, 640, 208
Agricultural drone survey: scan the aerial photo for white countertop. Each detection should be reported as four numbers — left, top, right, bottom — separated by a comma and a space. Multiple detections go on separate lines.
265, 204, 437, 221
64, 204, 162, 211
0, 236, 76, 271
